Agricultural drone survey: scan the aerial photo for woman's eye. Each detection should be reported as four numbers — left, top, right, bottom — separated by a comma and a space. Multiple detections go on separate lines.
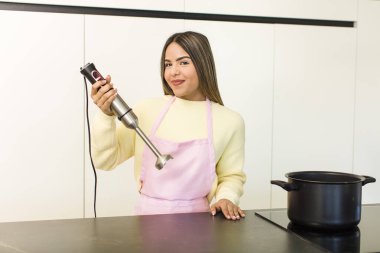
180, 61, 189, 65
164, 63, 172, 68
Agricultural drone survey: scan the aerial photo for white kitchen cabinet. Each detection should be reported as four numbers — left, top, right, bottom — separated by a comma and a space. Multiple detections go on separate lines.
184, 20, 274, 210
84, 15, 184, 217
0, 10, 84, 222
185, 0, 356, 21
271, 24, 357, 208
353, 0, 380, 204
1, 0, 379, 222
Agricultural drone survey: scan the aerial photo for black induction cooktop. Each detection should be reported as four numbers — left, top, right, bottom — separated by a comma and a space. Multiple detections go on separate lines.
255, 204, 380, 253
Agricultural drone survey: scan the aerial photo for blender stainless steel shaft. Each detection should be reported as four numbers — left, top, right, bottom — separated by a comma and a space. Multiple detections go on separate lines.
80, 62, 173, 170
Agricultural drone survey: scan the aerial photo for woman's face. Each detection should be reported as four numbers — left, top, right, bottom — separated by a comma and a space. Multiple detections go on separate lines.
164, 42, 205, 101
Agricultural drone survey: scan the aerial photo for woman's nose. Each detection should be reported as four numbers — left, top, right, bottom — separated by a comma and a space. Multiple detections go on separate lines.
170, 64, 180, 75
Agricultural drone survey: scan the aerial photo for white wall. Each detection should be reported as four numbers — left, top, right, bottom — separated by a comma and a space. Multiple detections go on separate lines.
83, 15, 184, 218
186, 0, 357, 21
2, 0, 357, 20
271, 25, 357, 207
183, 20, 275, 209
0, 10, 84, 222
0, 0, 379, 222
354, 0, 380, 204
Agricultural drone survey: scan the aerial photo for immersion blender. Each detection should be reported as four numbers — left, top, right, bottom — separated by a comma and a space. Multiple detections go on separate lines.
80, 62, 173, 170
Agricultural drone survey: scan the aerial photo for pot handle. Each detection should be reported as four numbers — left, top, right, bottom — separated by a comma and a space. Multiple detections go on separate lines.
362, 176, 376, 186
271, 180, 299, 191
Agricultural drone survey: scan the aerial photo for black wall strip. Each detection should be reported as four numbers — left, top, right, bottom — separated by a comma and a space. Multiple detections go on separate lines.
0, 1, 355, 28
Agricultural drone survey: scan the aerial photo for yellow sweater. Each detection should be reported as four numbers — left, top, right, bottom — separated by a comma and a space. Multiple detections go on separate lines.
91, 95, 246, 204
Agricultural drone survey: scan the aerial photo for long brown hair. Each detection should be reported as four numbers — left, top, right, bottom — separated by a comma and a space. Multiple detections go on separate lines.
160, 31, 224, 106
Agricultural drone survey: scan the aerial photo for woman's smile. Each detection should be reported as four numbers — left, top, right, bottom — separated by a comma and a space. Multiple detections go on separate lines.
170, 79, 185, 86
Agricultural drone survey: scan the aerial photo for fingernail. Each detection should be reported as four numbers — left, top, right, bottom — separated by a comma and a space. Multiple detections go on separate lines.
211, 211, 215, 215
102, 80, 107, 84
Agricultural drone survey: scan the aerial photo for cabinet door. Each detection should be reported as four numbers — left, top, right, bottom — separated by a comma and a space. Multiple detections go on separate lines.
185, 0, 356, 21
185, 20, 274, 209
84, 15, 183, 217
354, 0, 380, 204
0, 10, 84, 222
271, 25, 356, 208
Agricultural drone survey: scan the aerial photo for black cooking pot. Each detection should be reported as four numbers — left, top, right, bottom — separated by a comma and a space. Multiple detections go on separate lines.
271, 171, 376, 230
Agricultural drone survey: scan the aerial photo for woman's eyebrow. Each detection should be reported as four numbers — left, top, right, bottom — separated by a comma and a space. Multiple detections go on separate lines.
165, 56, 191, 62
176, 56, 191, 61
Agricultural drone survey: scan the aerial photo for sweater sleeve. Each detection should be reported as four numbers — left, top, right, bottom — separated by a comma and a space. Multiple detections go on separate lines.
91, 110, 136, 170
215, 114, 246, 205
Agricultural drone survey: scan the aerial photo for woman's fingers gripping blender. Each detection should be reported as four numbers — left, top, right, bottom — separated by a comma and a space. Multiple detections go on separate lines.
91, 75, 118, 116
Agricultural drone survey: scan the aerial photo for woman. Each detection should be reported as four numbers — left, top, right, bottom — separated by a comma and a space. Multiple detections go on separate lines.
91, 31, 246, 220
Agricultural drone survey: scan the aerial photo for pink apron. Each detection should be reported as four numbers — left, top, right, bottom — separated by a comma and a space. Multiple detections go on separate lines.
134, 96, 216, 215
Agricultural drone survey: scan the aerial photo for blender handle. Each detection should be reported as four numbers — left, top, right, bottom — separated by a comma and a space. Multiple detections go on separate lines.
80, 63, 173, 169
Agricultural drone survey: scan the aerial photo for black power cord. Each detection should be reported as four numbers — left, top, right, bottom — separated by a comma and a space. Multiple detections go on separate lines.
83, 76, 97, 218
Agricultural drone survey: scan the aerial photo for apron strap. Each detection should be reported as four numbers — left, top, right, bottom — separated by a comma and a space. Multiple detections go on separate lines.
205, 98, 216, 169
206, 98, 213, 145
150, 96, 176, 135
150, 96, 214, 154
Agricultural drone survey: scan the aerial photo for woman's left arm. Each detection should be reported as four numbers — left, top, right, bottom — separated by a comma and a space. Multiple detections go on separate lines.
210, 113, 246, 220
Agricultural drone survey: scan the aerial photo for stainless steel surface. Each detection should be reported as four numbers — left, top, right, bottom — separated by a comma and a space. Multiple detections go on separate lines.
80, 63, 173, 170
114, 99, 173, 170
117, 106, 138, 130
135, 127, 173, 170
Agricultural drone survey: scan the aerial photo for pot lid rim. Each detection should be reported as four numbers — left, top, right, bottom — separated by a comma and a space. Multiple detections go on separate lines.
285, 171, 365, 184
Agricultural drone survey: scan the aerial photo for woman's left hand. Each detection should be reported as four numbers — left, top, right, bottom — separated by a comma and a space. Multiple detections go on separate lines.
210, 199, 245, 220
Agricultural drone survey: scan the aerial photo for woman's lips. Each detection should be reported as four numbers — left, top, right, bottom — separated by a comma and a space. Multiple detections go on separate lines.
171, 80, 185, 86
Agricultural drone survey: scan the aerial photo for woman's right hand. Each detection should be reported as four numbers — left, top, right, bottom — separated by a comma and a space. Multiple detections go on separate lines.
91, 75, 118, 116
